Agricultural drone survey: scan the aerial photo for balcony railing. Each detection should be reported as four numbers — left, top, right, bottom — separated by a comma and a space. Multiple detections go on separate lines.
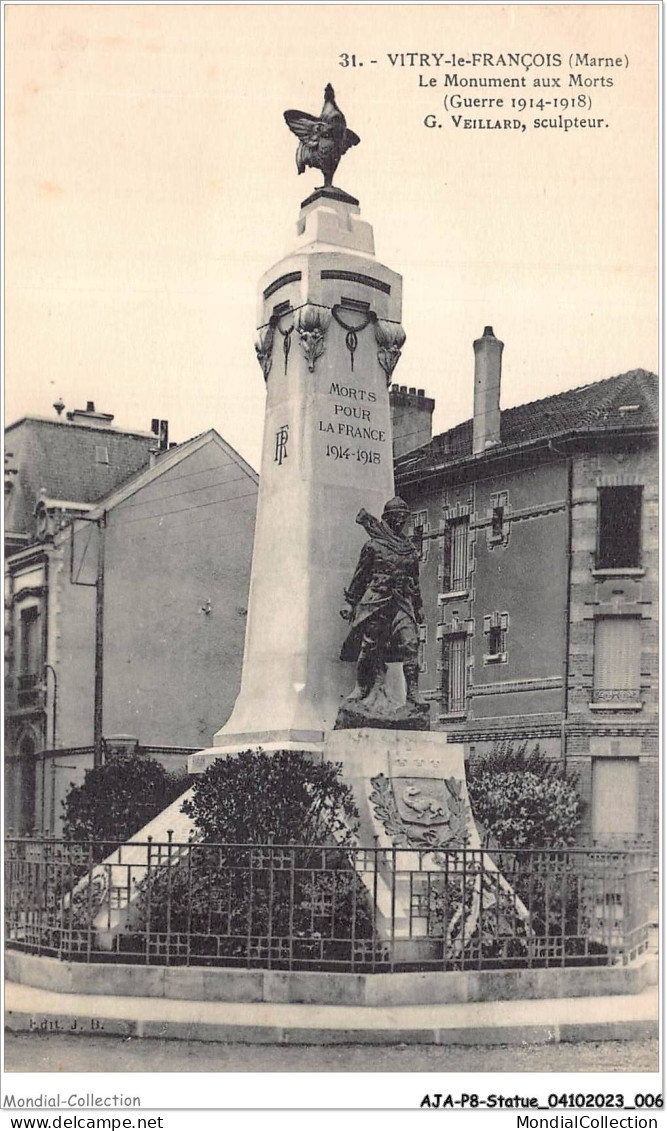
4, 837, 650, 973
16, 673, 43, 710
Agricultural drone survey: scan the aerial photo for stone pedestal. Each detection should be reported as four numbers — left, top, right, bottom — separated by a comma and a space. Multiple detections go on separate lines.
87, 728, 526, 957
191, 195, 407, 767
325, 729, 477, 852
322, 729, 527, 949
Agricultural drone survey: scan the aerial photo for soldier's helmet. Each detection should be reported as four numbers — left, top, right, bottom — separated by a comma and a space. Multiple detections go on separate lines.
382, 496, 409, 518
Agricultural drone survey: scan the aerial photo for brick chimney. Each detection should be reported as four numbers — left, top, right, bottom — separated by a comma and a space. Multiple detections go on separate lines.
473, 326, 503, 454
151, 419, 170, 451
390, 385, 435, 458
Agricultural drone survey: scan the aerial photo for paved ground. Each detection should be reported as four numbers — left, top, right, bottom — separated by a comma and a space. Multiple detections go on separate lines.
4, 1033, 659, 1073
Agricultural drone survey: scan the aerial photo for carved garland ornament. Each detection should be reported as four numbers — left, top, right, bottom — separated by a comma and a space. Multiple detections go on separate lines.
255, 312, 296, 382
369, 773, 469, 851
331, 304, 376, 372
295, 305, 331, 372
257, 306, 405, 384
374, 320, 406, 385
254, 322, 276, 383
278, 324, 294, 375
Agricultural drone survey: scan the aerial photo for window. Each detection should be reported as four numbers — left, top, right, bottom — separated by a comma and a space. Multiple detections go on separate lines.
95, 445, 109, 465
483, 611, 508, 663
19, 607, 41, 676
491, 506, 504, 539
596, 486, 642, 569
488, 490, 510, 548
18, 607, 42, 708
442, 517, 469, 592
592, 758, 638, 840
441, 633, 467, 714
410, 510, 429, 563
488, 624, 504, 656
593, 616, 641, 705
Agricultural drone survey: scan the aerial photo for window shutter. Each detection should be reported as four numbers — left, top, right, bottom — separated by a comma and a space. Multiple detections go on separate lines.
451, 635, 466, 710
447, 518, 469, 590
442, 523, 452, 588
594, 617, 641, 691
441, 636, 450, 700
592, 759, 639, 838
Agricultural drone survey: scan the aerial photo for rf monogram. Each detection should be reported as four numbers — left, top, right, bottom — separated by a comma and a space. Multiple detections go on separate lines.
274, 424, 289, 466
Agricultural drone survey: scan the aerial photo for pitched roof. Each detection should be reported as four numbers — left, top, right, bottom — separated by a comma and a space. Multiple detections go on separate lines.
5, 417, 158, 539
83, 428, 258, 520
395, 369, 658, 477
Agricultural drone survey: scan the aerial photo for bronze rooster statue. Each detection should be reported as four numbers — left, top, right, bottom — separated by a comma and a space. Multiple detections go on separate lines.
284, 84, 360, 188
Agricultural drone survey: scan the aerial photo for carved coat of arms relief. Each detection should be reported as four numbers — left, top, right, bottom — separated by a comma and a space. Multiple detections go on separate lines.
369, 773, 469, 850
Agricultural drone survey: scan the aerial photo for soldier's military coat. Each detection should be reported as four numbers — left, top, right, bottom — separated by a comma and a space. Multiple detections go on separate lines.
340, 509, 423, 664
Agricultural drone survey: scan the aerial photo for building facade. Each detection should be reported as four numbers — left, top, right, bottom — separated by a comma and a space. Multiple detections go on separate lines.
6, 365, 657, 854
5, 416, 258, 834
394, 338, 658, 854
5, 402, 163, 557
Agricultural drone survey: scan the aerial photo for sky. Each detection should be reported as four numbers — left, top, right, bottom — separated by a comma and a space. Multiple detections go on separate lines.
5, 4, 658, 472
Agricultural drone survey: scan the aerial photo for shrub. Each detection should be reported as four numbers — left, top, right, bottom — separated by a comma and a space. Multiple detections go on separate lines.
467, 740, 581, 850
62, 754, 190, 858
464, 742, 587, 957
181, 748, 359, 845
131, 750, 374, 965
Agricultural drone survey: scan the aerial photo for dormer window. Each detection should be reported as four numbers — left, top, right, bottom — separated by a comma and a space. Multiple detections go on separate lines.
95, 446, 109, 465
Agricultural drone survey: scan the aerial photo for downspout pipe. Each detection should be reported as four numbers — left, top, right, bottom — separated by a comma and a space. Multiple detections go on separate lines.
40, 554, 49, 834
93, 512, 106, 769
548, 441, 573, 766
43, 663, 58, 832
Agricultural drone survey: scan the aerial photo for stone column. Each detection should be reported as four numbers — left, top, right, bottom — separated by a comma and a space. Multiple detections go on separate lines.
191, 191, 406, 767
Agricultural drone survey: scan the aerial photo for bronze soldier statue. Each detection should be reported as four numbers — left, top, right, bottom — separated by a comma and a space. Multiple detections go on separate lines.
340, 497, 425, 707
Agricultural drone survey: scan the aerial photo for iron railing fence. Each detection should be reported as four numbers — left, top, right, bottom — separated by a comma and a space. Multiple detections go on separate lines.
4, 837, 651, 974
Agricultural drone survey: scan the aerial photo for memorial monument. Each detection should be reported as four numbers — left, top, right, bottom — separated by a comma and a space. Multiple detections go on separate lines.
188, 85, 487, 879
190, 84, 409, 759
84, 87, 525, 951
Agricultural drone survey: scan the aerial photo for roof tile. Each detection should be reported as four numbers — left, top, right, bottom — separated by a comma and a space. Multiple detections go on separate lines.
396, 369, 658, 474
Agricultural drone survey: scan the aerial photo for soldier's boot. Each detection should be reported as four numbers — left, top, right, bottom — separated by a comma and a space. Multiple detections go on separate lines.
348, 650, 376, 701
404, 662, 426, 706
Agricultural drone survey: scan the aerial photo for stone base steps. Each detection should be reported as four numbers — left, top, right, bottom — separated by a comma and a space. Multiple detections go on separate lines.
5, 979, 658, 1047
